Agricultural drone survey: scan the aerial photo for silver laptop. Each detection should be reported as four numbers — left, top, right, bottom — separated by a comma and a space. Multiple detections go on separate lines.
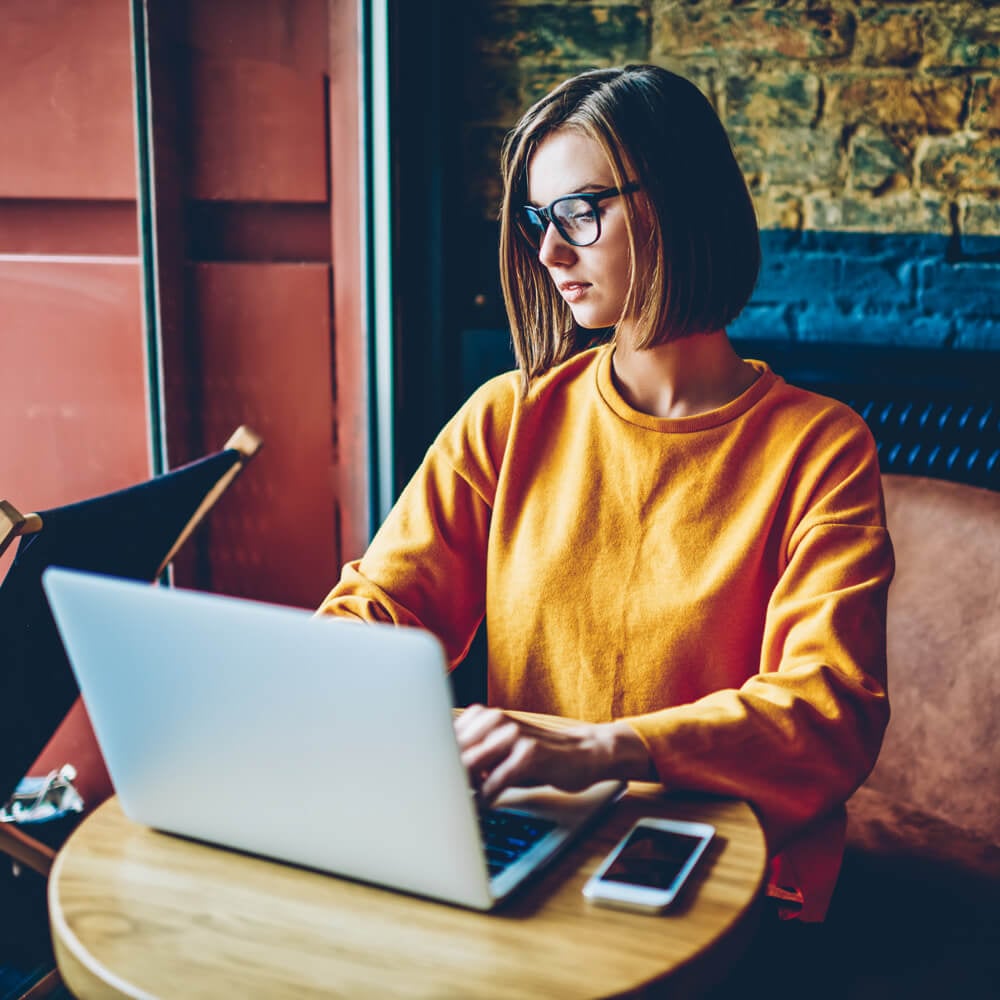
42, 567, 623, 910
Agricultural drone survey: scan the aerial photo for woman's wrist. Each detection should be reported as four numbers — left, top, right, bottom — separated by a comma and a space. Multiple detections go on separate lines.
582, 720, 658, 784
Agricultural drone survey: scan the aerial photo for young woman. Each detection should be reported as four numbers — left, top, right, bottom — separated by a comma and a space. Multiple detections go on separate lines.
319, 65, 893, 923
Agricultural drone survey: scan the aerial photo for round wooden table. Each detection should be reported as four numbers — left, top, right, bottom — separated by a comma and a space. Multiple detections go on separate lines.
49, 786, 767, 998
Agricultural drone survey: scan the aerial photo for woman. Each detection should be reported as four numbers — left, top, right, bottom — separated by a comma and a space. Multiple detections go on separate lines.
319, 65, 893, 923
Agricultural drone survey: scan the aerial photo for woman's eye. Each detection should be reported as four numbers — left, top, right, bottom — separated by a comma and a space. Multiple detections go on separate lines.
562, 206, 596, 226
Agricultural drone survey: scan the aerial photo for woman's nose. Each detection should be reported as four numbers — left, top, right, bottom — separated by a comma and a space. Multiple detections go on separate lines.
537, 223, 576, 267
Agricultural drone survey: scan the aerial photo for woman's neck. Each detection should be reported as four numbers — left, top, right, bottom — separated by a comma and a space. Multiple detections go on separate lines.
610, 329, 759, 419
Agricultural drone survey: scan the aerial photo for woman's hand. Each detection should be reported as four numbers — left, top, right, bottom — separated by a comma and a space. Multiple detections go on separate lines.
454, 704, 656, 803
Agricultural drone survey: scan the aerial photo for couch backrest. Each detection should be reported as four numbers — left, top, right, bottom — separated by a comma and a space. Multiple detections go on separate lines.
868, 474, 1000, 845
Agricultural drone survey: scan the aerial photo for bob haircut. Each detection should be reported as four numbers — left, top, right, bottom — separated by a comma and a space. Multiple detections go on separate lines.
499, 64, 760, 386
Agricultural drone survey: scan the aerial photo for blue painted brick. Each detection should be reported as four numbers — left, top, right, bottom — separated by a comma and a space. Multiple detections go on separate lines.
752, 253, 842, 306
738, 229, 998, 351
961, 233, 1000, 258
953, 317, 1000, 350
797, 230, 950, 259
839, 258, 917, 309
759, 229, 805, 255
793, 307, 953, 347
728, 304, 794, 340
919, 261, 1000, 318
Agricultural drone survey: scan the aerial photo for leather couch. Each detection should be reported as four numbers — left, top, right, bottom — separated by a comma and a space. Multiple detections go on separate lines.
826, 473, 1000, 996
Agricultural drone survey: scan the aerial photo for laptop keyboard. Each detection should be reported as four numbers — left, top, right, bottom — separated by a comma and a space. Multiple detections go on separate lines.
478, 807, 557, 878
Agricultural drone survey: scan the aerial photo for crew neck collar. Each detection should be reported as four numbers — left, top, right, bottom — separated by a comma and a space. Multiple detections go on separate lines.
594, 345, 777, 432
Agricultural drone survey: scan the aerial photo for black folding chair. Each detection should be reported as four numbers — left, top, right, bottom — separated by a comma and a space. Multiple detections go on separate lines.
0, 425, 261, 1000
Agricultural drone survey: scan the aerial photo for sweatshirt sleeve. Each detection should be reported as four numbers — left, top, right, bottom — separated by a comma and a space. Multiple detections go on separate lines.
316, 374, 515, 667
623, 423, 893, 855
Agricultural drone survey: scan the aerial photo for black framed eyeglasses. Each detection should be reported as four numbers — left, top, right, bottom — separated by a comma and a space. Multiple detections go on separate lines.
519, 182, 639, 248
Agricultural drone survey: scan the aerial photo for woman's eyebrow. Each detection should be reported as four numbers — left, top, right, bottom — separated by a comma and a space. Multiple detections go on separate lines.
525, 181, 610, 206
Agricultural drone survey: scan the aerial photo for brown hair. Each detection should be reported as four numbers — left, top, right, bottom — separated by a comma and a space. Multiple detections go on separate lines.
499, 65, 760, 386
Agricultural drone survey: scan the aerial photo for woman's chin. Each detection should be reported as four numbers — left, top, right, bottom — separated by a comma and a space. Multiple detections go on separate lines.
569, 306, 616, 331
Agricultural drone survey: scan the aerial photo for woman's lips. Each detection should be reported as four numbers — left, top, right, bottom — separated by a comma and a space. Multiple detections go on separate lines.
559, 281, 591, 303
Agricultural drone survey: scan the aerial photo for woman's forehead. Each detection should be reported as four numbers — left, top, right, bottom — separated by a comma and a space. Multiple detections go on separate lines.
526, 129, 615, 204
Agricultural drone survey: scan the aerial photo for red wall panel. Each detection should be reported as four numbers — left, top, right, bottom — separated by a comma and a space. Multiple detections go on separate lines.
153, 0, 346, 609
188, 56, 328, 202
0, 0, 137, 199
187, 0, 329, 73
0, 1, 149, 798
0, 260, 149, 509
187, 262, 338, 609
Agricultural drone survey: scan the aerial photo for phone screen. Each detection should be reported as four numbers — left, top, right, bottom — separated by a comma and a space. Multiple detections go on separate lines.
601, 826, 707, 890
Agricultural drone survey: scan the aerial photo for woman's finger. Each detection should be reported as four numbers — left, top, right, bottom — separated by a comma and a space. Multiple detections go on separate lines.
454, 704, 507, 749
459, 719, 520, 774
478, 734, 538, 802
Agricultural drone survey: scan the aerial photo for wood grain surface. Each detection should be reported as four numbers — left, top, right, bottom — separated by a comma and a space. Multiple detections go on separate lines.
49, 715, 767, 998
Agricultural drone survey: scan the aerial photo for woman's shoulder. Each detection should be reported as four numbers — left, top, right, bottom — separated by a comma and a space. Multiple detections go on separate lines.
743, 369, 883, 504
435, 347, 604, 474
458, 344, 604, 420
453, 367, 522, 431
761, 369, 875, 443
759, 374, 886, 509
433, 368, 521, 476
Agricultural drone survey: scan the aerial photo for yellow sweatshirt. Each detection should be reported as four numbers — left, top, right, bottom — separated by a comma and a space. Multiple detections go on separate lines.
319, 344, 893, 920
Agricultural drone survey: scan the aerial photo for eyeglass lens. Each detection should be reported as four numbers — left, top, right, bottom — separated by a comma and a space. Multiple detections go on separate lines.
524, 196, 600, 248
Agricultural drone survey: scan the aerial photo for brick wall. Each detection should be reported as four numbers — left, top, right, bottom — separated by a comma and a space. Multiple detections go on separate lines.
461, 0, 1000, 349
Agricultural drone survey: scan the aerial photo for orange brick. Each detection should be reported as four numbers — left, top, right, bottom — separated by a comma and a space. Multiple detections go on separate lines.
969, 77, 1000, 132
829, 76, 966, 134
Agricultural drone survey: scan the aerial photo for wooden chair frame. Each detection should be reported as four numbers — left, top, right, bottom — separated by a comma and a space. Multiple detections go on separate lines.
0, 501, 43, 562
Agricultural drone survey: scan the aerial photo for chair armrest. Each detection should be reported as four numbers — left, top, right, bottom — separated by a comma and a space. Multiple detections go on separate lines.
1, 500, 43, 559
225, 425, 263, 460
152, 425, 263, 577
0, 822, 56, 877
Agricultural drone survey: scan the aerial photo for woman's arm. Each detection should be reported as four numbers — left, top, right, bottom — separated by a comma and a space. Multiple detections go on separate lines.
318, 454, 491, 664
625, 517, 892, 851
317, 373, 516, 666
